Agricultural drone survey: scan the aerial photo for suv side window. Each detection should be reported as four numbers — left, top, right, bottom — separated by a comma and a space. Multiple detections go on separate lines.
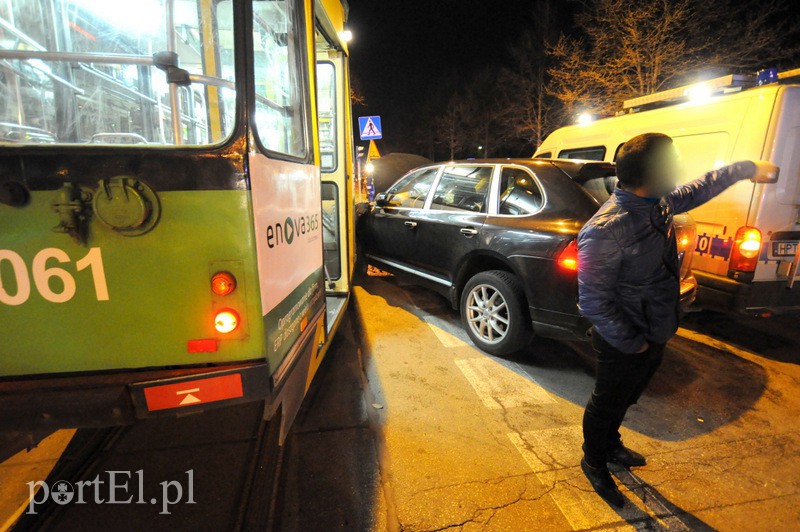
385, 167, 439, 208
430, 166, 493, 213
498, 167, 544, 215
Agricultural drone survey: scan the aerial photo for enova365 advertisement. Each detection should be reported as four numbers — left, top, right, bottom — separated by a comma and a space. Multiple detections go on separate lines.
248, 154, 325, 371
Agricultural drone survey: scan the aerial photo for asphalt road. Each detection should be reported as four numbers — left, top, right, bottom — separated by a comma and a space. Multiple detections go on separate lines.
278, 272, 800, 531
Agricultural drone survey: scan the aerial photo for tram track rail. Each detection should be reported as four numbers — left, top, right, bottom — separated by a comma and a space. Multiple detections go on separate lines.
10, 402, 283, 532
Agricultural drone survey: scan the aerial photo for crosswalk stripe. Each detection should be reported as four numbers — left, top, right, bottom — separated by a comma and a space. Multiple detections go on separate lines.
423, 317, 469, 348
508, 426, 693, 531
676, 328, 758, 362
454, 357, 556, 409
507, 427, 624, 530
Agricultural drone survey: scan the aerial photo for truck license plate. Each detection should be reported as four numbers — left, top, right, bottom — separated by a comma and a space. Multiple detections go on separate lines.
773, 241, 798, 257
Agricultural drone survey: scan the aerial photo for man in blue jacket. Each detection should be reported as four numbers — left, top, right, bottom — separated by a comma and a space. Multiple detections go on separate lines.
577, 132, 775, 508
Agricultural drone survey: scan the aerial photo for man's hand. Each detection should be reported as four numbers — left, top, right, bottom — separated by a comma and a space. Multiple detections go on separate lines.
730, 160, 779, 183
636, 341, 650, 354
751, 161, 779, 184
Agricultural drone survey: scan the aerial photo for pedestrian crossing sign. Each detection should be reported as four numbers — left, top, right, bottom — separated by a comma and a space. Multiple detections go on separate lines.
358, 116, 383, 140
367, 140, 381, 160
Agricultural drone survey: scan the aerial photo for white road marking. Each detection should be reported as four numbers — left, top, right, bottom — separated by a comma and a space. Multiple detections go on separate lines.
454, 357, 556, 409
506, 426, 582, 473
423, 316, 469, 348
507, 427, 622, 530
423, 308, 716, 528
613, 469, 692, 531
676, 327, 760, 362
508, 427, 693, 531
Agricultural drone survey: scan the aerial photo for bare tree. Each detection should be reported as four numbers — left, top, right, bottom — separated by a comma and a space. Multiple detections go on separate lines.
702, 0, 800, 70
548, 0, 800, 118
460, 67, 513, 158
435, 94, 469, 160
350, 74, 367, 108
500, 0, 562, 149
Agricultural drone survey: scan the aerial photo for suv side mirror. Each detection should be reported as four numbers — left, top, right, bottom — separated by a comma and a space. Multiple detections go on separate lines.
751, 161, 779, 184
375, 192, 389, 207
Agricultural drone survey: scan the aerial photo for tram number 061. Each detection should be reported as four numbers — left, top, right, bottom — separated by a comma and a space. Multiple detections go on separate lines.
0, 248, 109, 306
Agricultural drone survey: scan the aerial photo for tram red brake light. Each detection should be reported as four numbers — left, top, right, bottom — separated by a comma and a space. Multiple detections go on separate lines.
211, 272, 237, 296
214, 309, 240, 334
729, 226, 761, 273
557, 240, 579, 272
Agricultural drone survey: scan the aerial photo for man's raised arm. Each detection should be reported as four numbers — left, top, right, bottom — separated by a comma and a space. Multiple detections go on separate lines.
665, 161, 772, 214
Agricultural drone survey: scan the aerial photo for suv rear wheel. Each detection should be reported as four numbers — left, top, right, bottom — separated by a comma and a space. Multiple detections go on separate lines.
460, 270, 532, 355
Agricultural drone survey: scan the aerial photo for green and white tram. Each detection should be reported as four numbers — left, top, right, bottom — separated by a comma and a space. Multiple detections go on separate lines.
0, 0, 356, 439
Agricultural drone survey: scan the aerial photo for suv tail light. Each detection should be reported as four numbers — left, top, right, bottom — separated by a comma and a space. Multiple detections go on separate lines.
728, 226, 761, 279
557, 240, 579, 272
675, 219, 697, 281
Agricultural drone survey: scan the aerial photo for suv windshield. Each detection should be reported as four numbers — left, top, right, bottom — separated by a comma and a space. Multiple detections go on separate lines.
0, 0, 236, 146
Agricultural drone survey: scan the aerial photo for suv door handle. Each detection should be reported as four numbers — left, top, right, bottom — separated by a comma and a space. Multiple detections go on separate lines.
404, 221, 418, 228
460, 227, 478, 236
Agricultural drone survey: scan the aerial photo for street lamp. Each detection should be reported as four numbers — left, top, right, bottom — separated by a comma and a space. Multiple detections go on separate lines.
577, 113, 595, 126
685, 83, 712, 104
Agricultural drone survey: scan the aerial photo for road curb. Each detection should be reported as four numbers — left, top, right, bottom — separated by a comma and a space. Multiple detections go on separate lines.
349, 286, 401, 532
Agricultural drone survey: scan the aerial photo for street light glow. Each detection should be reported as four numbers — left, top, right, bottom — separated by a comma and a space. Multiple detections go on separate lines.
365, 162, 375, 174
577, 113, 594, 126
685, 83, 713, 104
340, 30, 353, 43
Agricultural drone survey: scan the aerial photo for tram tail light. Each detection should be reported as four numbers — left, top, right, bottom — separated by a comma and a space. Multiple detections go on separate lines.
728, 226, 761, 276
214, 309, 240, 334
211, 272, 237, 296
557, 240, 579, 272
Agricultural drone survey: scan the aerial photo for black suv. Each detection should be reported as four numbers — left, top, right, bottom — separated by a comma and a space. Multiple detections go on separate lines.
358, 159, 697, 355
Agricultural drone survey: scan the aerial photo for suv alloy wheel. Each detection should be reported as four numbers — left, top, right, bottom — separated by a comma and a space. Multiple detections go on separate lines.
460, 270, 532, 355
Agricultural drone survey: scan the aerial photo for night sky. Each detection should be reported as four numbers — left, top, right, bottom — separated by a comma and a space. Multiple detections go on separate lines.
346, 0, 545, 154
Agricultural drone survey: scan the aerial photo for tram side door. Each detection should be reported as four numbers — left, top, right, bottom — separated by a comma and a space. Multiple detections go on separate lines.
315, 29, 353, 329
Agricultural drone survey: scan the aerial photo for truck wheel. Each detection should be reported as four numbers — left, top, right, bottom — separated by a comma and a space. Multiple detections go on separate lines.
460, 270, 532, 356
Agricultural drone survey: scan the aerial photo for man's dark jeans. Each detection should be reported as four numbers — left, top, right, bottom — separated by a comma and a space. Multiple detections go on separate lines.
582, 330, 665, 468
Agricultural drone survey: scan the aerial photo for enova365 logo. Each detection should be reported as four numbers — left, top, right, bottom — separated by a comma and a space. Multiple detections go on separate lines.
266, 213, 320, 249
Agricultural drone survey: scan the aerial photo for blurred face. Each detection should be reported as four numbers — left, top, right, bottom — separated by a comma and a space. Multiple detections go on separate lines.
643, 143, 681, 198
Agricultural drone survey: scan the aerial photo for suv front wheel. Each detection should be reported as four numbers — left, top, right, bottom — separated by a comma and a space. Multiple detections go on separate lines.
460, 270, 532, 356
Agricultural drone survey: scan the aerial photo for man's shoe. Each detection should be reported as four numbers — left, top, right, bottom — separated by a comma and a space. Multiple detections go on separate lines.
580, 458, 625, 508
608, 445, 647, 468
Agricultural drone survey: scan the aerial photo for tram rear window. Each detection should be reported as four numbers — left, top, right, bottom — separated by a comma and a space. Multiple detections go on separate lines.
0, 0, 237, 146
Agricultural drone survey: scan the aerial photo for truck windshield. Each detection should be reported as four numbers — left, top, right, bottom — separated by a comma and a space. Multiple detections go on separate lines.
0, 0, 236, 146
